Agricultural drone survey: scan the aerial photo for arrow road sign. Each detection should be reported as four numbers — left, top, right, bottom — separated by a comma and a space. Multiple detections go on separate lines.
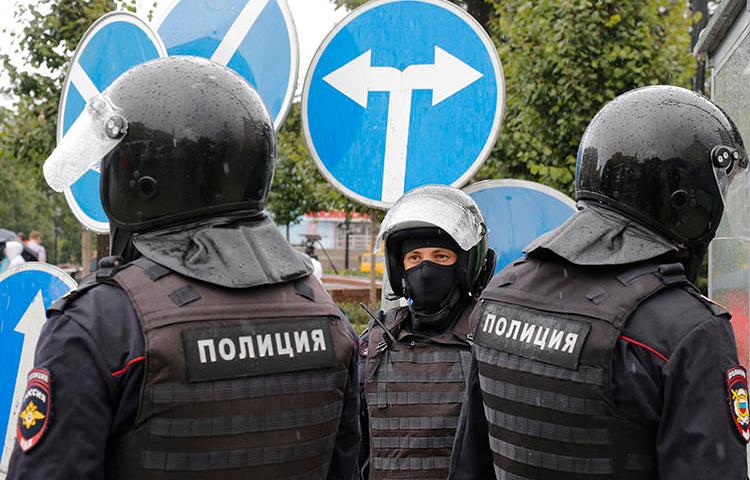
323, 46, 483, 201
56, 12, 166, 233
0, 264, 76, 476
303, 0, 504, 208
156, 0, 299, 129
464, 179, 576, 273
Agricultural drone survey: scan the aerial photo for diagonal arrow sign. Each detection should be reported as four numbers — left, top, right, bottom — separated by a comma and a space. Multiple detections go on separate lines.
1, 291, 46, 472
323, 46, 483, 202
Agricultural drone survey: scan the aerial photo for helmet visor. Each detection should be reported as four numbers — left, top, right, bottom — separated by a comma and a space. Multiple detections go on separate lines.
44, 93, 127, 192
714, 148, 750, 240
375, 186, 486, 253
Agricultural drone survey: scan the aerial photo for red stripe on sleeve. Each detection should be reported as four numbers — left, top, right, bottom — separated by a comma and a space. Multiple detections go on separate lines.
111, 356, 146, 378
619, 335, 669, 363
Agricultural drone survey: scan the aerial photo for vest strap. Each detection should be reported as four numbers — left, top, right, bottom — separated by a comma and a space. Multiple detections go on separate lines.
371, 435, 455, 449
148, 400, 342, 437
479, 374, 608, 416
149, 370, 347, 404
371, 456, 450, 471
369, 415, 458, 430
141, 433, 336, 471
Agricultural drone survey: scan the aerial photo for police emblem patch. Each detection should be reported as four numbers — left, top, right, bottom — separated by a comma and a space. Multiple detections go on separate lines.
17, 368, 52, 452
726, 365, 750, 444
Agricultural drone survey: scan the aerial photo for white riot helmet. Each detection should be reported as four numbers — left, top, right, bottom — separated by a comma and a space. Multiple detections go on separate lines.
375, 185, 496, 298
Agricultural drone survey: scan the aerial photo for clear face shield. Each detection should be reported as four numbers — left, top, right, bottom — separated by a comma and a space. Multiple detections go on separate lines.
713, 145, 750, 241
43, 93, 128, 192
374, 185, 487, 253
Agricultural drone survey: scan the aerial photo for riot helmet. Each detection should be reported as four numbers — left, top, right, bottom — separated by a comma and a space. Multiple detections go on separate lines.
44, 56, 276, 232
576, 85, 748, 248
375, 185, 496, 300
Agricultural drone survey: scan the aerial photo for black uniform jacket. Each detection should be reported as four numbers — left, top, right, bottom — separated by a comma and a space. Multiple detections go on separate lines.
449, 279, 749, 479
7, 278, 361, 479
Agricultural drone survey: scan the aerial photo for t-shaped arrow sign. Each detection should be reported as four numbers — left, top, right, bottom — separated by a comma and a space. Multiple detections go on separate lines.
323, 46, 483, 203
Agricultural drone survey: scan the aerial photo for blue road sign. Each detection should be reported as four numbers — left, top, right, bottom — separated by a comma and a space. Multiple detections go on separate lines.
157, 0, 299, 129
56, 12, 166, 233
465, 179, 577, 273
303, 0, 504, 209
0, 264, 76, 473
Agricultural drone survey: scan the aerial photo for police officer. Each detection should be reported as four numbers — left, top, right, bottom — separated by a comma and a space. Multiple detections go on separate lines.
359, 185, 495, 480
449, 85, 750, 480
8, 56, 360, 479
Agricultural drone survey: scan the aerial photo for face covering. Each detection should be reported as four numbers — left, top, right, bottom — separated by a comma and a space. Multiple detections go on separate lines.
404, 260, 459, 313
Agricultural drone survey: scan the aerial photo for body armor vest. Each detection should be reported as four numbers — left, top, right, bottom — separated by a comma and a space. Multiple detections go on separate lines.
473, 255, 691, 480
365, 302, 474, 480
105, 258, 353, 480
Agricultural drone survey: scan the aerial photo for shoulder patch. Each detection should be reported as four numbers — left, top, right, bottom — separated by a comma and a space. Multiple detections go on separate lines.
726, 365, 750, 444
17, 368, 52, 453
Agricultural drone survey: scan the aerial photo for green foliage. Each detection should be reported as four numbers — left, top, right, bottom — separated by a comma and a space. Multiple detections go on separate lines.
479, 0, 697, 195
332, 0, 494, 28
0, 0, 141, 263
338, 301, 373, 334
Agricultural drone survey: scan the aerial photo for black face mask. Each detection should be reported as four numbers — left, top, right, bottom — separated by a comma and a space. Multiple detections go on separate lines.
404, 261, 459, 313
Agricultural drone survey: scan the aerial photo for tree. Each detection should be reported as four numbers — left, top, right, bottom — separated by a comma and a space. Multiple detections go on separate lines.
332, 0, 494, 29
0, 0, 142, 263
477, 0, 696, 195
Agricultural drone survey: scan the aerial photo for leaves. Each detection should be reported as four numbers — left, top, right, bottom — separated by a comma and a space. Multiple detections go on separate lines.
478, 0, 696, 196
0, 0, 136, 263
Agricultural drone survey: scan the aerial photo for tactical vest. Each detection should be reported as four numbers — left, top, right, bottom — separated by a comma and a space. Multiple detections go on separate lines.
365, 303, 474, 480
473, 255, 692, 480
104, 258, 353, 480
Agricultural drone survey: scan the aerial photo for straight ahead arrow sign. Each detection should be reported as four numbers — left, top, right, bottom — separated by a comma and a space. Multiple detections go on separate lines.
323, 46, 483, 202
1, 291, 46, 471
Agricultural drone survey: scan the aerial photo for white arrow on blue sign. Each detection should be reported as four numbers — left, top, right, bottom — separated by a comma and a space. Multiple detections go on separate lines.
464, 179, 577, 273
156, 0, 299, 130
56, 12, 166, 233
0, 264, 77, 475
303, 0, 505, 209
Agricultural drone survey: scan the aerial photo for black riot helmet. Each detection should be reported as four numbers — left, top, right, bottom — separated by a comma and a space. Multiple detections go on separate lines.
576, 85, 747, 248
45, 56, 276, 232
375, 185, 496, 299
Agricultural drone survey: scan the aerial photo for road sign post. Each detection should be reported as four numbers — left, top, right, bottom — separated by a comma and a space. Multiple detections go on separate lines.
303, 0, 504, 209
0, 264, 76, 477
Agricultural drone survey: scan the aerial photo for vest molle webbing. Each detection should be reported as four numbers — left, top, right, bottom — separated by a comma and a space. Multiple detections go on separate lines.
365, 306, 473, 480
473, 257, 690, 480
106, 258, 353, 480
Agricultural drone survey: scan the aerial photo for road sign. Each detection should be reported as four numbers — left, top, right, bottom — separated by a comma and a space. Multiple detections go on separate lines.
303, 0, 504, 209
56, 12, 166, 233
156, 0, 299, 129
0, 264, 76, 475
464, 179, 576, 273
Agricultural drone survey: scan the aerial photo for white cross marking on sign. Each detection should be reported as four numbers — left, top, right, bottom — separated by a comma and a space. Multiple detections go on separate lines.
1, 292, 46, 472
211, 0, 271, 65
44, 62, 103, 193
323, 46, 483, 202
70, 61, 100, 104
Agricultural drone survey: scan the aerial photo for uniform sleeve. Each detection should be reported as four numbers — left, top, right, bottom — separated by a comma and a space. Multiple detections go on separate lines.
448, 354, 496, 480
6, 312, 117, 479
7, 284, 144, 480
327, 323, 361, 480
657, 316, 748, 480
